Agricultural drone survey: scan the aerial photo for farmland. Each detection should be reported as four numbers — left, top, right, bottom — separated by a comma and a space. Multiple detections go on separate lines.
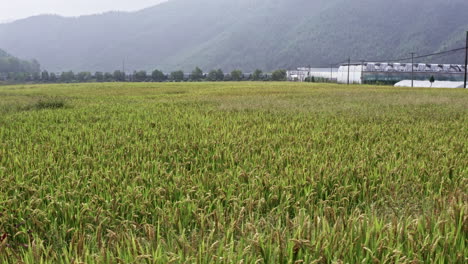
0, 82, 467, 263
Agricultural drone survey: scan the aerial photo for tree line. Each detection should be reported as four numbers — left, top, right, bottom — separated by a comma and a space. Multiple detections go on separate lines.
0, 67, 287, 83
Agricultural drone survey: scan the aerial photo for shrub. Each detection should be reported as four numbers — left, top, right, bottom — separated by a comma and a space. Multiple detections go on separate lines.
34, 97, 66, 110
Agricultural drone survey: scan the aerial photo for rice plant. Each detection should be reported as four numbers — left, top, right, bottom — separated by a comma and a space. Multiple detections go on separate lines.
0, 82, 466, 263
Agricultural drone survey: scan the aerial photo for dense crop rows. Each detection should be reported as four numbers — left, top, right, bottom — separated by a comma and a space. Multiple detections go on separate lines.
0, 82, 466, 263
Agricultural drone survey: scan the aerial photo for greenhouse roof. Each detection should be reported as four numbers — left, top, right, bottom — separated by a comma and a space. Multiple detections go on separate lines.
362, 63, 466, 73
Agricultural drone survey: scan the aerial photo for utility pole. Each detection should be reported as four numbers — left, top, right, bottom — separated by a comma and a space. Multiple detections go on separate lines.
361, 60, 365, 84
464, 31, 468, 89
411, 53, 415, 88
122, 58, 126, 82
347, 57, 351, 85
308, 64, 311, 83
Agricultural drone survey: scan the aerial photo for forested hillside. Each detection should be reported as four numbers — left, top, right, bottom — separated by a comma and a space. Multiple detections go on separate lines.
0, 48, 40, 74
0, 0, 467, 72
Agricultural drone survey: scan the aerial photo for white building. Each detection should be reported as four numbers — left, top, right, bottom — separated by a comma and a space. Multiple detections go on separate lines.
287, 67, 338, 82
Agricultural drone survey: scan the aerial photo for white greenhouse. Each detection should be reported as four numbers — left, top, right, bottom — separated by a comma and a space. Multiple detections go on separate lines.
337, 63, 467, 84
394, 80, 465, 88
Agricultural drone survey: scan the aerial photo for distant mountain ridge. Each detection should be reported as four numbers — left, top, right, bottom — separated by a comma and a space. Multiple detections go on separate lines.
0, 0, 467, 72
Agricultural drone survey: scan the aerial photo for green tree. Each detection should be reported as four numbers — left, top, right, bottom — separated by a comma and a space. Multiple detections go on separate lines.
113, 70, 125, 82
190, 67, 204, 81
271, 69, 287, 81
134, 71, 147, 82
152, 69, 166, 82
231, 70, 243, 81
60, 71, 75, 83
207, 70, 218, 81
224, 74, 232, 82
104, 72, 114, 82
0, 55, 41, 75
49, 72, 57, 82
41, 71, 49, 82
77, 72, 92, 82
12, 72, 29, 82
32, 72, 41, 82
216, 69, 224, 81
170, 70, 184, 82
252, 69, 263, 81
95, 72, 104, 82
429, 75, 435, 87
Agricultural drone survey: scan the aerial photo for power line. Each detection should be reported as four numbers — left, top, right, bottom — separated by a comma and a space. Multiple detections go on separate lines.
357, 47, 465, 64
304, 45, 466, 75
310, 47, 464, 68
413, 47, 465, 60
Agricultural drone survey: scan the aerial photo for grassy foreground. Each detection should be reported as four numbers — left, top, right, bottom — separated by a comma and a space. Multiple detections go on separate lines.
0, 82, 466, 263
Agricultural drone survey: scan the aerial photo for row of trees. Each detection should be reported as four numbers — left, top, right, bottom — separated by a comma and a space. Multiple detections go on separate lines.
1, 67, 287, 83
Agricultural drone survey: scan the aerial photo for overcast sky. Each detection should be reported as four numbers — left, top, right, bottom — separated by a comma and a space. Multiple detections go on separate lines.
0, 0, 168, 22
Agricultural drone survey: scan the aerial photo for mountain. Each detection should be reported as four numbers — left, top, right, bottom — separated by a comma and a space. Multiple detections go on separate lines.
0, 49, 8, 57
0, 48, 41, 74
0, 0, 467, 72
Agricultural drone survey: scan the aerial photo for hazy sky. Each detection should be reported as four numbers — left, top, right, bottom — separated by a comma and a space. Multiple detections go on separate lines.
0, 0, 168, 22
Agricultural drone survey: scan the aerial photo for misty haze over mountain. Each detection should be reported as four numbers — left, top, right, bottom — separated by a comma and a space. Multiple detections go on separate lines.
0, 0, 168, 22
0, 0, 467, 72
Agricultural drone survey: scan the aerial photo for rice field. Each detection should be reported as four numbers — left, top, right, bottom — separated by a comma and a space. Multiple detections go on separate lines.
0, 82, 467, 263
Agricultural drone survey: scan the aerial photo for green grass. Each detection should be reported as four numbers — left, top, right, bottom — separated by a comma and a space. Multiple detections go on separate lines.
0, 82, 466, 263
